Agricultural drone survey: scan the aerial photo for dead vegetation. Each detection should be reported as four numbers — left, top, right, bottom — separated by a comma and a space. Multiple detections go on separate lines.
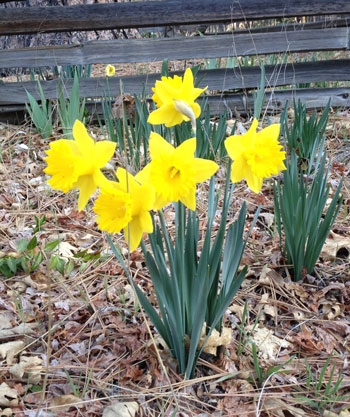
0, 110, 349, 417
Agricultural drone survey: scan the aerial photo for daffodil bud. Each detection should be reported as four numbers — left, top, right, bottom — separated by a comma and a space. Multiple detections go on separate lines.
105, 64, 116, 77
173, 99, 196, 132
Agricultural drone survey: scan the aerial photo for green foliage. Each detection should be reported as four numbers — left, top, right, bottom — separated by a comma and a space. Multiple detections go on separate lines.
54, 64, 92, 79
99, 90, 152, 171
0, 215, 79, 278
29, 64, 92, 82
58, 70, 86, 139
253, 63, 266, 120
295, 355, 347, 411
98, 87, 119, 143
203, 57, 235, 70
250, 342, 294, 387
25, 80, 53, 139
280, 99, 330, 162
274, 142, 343, 281
108, 167, 259, 378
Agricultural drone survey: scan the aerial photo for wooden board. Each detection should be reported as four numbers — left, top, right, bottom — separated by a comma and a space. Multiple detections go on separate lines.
2, 88, 349, 124
1, 0, 350, 35
0, 28, 348, 69
1, 60, 350, 106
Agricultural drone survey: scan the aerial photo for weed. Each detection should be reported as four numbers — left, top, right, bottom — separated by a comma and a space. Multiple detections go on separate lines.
25, 80, 53, 139
294, 356, 348, 412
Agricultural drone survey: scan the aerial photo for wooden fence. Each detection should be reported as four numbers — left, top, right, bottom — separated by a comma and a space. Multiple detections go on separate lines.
1, 0, 350, 122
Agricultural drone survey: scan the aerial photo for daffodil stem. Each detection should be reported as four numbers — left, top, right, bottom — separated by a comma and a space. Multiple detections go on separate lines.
191, 122, 197, 138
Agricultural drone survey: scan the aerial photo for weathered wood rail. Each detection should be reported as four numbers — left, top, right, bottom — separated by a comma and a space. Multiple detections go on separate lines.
2, 0, 350, 35
1, 28, 348, 69
1, 60, 350, 106
1, 0, 350, 121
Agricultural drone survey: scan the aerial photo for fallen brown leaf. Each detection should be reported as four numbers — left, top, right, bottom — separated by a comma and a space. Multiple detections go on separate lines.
0, 382, 18, 407
102, 402, 139, 417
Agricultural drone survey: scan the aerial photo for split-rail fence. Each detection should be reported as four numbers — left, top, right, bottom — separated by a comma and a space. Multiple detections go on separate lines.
1, 0, 350, 122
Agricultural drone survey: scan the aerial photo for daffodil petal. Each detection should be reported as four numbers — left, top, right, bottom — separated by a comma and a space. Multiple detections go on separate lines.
135, 163, 152, 185
180, 188, 196, 211
93, 170, 110, 189
256, 123, 280, 142
115, 167, 138, 194
193, 158, 219, 183
156, 79, 181, 103
176, 138, 196, 158
225, 135, 245, 160
230, 158, 247, 183
139, 211, 153, 234
95, 141, 116, 168
72, 120, 94, 152
245, 170, 263, 193
74, 175, 97, 211
247, 118, 259, 137
153, 194, 170, 211
148, 104, 179, 126
124, 220, 143, 252
164, 108, 185, 127
149, 132, 174, 159
190, 102, 202, 119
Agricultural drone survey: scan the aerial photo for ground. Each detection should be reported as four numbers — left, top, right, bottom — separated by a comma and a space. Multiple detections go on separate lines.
0, 103, 349, 417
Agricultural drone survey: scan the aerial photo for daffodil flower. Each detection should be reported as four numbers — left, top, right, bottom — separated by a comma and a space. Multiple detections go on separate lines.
44, 120, 116, 211
147, 68, 207, 128
137, 132, 218, 211
94, 169, 155, 252
105, 64, 116, 77
225, 119, 286, 193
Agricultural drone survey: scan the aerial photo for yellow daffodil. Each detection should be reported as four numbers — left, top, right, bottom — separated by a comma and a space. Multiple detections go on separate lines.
44, 120, 116, 211
105, 64, 116, 77
94, 169, 155, 251
225, 119, 286, 193
147, 68, 207, 128
137, 132, 218, 211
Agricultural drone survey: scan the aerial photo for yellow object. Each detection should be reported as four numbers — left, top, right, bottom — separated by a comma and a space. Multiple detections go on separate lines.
148, 68, 207, 128
44, 120, 116, 211
94, 168, 155, 251
105, 64, 116, 77
225, 119, 286, 193
137, 132, 218, 210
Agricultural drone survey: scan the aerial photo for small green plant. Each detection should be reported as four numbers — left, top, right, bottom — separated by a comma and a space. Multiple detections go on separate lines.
0, 215, 47, 277
65, 368, 93, 399
25, 80, 53, 139
0, 216, 75, 278
280, 99, 330, 162
58, 70, 86, 138
235, 303, 261, 357
253, 63, 266, 120
54, 64, 92, 79
274, 142, 343, 281
294, 355, 348, 412
250, 342, 294, 388
13, 291, 30, 324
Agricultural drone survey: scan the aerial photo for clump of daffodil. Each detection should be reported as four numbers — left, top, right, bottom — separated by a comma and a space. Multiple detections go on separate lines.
137, 132, 218, 211
147, 68, 207, 130
225, 119, 286, 193
105, 64, 116, 77
44, 120, 116, 211
93, 168, 155, 251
